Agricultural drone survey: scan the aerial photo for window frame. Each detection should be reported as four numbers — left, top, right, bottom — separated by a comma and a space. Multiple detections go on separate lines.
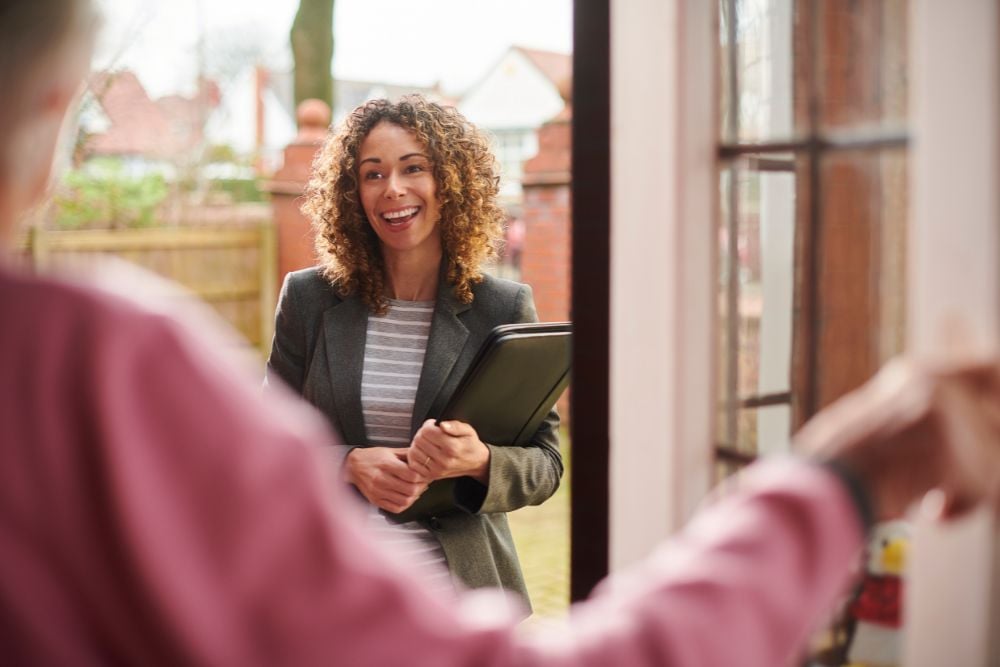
716, 0, 910, 471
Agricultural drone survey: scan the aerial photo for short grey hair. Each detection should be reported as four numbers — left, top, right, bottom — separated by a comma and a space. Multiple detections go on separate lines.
0, 0, 97, 159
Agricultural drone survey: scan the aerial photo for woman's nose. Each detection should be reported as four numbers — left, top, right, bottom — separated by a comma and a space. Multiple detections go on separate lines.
384, 171, 405, 198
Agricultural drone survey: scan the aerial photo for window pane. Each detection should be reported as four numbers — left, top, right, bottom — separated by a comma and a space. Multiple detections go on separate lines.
737, 403, 792, 455
714, 402, 791, 483
717, 156, 798, 448
814, 148, 908, 409
720, 0, 796, 143
816, 0, 908, 132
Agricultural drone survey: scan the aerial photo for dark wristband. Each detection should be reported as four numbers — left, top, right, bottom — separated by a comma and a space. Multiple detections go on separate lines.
820, 459, 876, 534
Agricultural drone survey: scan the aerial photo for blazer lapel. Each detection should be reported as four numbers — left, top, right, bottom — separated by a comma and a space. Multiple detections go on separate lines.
411, 282, 470, 432
322, 295, 369, 446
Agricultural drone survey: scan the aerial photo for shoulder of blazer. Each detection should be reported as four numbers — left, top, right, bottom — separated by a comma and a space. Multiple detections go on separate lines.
285, 266, 348, 312
470, 273, 529, 307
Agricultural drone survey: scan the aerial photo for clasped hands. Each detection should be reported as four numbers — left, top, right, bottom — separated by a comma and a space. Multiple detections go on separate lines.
343, 420, 491, 514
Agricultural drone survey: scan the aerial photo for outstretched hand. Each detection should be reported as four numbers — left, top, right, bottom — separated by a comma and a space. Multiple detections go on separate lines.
408, 419, 491, 484
799, 357, 1000, 521
343, 447, 430, 514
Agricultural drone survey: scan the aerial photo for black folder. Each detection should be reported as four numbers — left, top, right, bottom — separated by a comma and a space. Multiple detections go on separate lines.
386, 322, 572, 523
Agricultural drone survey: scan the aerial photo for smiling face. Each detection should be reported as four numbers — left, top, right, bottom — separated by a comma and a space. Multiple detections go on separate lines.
357, 121, 442, 264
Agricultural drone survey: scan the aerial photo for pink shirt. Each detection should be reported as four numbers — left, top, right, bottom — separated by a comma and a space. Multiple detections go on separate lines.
0, 267, 864, 666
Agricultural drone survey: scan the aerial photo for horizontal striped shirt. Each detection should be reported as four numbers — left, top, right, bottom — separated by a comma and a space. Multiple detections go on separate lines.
360, 299, 452, 594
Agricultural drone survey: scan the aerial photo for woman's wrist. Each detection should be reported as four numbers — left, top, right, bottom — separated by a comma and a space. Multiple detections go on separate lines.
469, 444, 491, 484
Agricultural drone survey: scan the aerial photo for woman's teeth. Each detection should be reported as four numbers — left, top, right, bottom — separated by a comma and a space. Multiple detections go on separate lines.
382, 207, 419, 224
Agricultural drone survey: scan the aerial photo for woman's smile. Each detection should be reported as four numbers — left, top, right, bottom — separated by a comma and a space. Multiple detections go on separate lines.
380, 205, 422, 228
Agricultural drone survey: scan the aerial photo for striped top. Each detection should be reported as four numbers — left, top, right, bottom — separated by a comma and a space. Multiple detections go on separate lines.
360, 299, 453, 594
361, 299, 433, 446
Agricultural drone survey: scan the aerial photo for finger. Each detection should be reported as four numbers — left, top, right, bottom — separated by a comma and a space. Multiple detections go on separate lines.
411, 431, 448, 459
388, 466, 427, 485
413, 451, 436, 477
415, 425, 450, 449
378, 485, 424, 507
439, 420, 475, 437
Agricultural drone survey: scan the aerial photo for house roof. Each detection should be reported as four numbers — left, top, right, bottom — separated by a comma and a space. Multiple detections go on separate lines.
259, 69, 447, 129
513, 46, 572, 100
84, 70, 220, 160
334, 78, 446, 117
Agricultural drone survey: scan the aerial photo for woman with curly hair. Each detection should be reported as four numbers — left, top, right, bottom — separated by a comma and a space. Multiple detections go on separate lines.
266, 95, 562, 611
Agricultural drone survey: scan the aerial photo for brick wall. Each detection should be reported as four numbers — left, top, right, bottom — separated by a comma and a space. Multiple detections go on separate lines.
521, 109, 572, 323
521, 110, 572, 419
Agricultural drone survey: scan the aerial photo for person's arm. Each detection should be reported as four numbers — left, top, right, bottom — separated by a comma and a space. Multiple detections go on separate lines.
78, 304, 1000, 666
74, 302, 867, 667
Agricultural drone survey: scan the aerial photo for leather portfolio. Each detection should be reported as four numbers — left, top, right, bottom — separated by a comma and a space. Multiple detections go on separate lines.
386, 322, 572, 522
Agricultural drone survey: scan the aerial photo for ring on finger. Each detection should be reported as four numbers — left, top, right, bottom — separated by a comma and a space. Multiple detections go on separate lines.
423, 455, 432, 467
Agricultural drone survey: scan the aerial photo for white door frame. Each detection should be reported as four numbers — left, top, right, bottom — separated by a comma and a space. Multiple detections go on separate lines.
608, 0, 716, 569
906, 0, 1000, 664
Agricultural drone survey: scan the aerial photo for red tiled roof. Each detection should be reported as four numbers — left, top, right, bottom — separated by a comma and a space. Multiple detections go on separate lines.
84, 70, 220, 160
514, 46, 572, 100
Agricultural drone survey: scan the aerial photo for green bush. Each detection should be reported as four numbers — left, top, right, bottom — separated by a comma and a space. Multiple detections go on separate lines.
210, 177, 266, 203
52, 158, 168, 229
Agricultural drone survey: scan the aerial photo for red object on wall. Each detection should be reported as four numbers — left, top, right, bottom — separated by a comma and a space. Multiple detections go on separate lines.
265, 99, 331, 289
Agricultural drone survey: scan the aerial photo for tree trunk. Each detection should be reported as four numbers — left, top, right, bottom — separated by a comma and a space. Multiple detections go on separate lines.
290, 0, 334, 110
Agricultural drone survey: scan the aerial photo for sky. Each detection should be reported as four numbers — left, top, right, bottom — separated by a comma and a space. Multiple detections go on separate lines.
93, 0, 573, 98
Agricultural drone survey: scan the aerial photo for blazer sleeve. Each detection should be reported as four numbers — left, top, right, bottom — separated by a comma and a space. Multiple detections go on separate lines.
265, 272, 306, 394
265, 273, 357, 468
457, 284, 564, 515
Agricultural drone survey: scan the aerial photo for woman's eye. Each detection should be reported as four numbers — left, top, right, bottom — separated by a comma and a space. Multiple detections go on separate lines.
405, 164, 425, 173
363, 171, 382, 180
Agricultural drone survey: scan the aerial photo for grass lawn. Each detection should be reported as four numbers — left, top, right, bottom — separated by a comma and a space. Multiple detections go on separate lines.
508, 435, 571, 620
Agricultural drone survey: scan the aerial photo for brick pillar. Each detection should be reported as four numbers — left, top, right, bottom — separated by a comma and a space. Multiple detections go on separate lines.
521, 108, 572, 323
522, 108, 572, 419
265, 99, 330, 288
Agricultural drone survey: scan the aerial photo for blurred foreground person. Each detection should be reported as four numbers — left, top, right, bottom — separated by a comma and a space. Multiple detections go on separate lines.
2, 1, 1000, 665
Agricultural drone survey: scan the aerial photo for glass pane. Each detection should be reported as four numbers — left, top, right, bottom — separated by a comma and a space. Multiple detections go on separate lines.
713, 457, 747, 487
814, 149, 908, 409
718, 156, 799, 447
720, 0, 796, 143
737, 403, 792, 455
817, 0, 909, 132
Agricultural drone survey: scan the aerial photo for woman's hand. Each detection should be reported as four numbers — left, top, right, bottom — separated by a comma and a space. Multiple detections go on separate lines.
800, 357, 1000, 521
408, 420, 491, 484
343, 447, 430, 514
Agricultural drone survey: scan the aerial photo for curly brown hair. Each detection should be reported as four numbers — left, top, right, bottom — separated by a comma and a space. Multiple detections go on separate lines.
303, 95, 506, 314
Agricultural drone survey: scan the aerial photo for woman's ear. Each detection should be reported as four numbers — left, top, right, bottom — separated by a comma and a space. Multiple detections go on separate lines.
7, 81, 83, 209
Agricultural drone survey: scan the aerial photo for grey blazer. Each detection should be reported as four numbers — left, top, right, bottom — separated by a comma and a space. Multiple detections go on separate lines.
266, 266, 563, 608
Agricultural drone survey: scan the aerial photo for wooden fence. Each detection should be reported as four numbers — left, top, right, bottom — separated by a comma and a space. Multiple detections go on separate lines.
16, 224, 278, 357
